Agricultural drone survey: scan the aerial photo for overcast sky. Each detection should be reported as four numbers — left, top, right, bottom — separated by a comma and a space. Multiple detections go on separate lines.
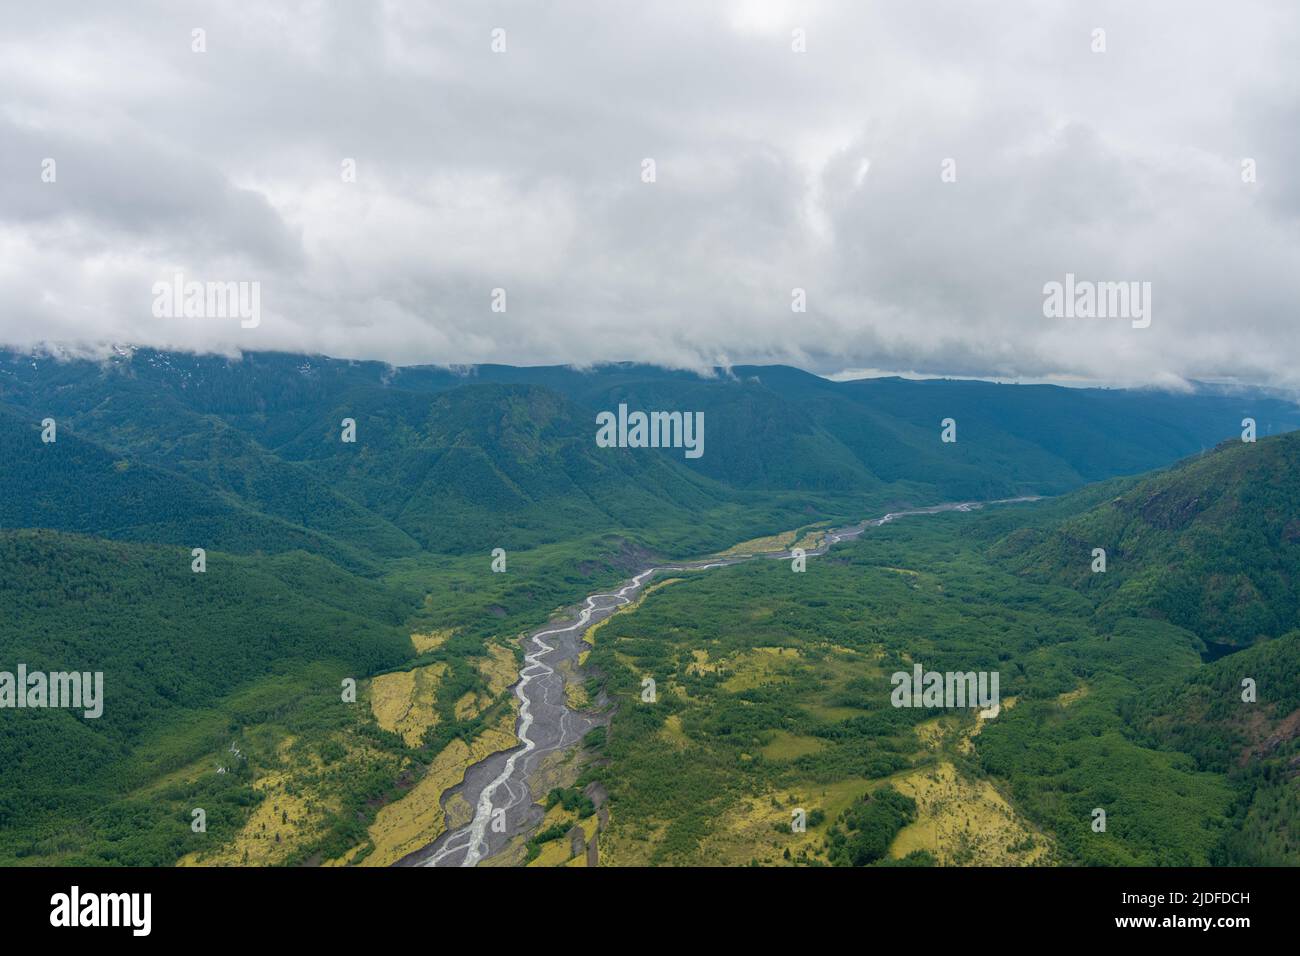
2, 1, 1297, 389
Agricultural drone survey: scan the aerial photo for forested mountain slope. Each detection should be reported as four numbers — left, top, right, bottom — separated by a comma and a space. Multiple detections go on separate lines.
0, 529, 416, 864
5, 349, 1296, 522
1002, 431, 1300, 650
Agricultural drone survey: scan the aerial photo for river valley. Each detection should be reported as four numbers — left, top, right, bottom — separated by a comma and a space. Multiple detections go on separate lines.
403, 497, 1038, 867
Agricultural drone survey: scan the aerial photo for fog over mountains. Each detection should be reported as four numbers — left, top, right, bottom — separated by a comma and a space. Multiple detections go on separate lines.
3, 1, 1299, 388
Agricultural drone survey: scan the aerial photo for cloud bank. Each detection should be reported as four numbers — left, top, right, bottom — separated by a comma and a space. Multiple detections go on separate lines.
2, 0, 1297, 388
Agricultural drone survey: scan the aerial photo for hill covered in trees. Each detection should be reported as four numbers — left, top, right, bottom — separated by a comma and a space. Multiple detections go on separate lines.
1002, 431, 1300, 650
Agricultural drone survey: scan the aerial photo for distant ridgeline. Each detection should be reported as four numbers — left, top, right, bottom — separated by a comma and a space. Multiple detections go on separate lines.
2, 348, 1296, 564
1, 346, 1299, 865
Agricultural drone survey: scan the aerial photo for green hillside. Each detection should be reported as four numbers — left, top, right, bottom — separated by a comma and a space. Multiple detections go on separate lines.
0, 529, 417, 864
275, 382, 754, 552
0, 410, 381, 572
1124, 631, 1300, 865
1004, 431, 1300, 650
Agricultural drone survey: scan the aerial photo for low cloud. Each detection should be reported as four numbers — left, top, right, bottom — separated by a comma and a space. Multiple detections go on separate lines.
2, 0, 1297, 388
